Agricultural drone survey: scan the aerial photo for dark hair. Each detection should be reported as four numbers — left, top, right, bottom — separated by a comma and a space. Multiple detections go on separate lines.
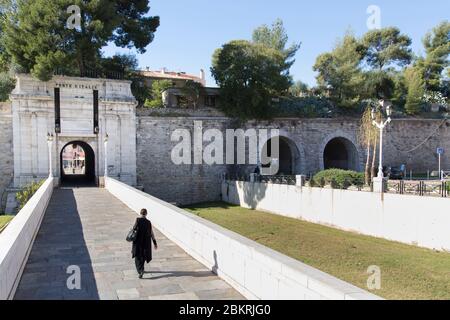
140, 209, 147, 216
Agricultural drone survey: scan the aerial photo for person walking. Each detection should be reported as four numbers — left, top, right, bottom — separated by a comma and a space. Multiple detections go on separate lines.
131, 209, 158, 278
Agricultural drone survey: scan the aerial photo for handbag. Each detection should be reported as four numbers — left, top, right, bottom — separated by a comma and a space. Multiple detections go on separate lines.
126, 227, 137, 242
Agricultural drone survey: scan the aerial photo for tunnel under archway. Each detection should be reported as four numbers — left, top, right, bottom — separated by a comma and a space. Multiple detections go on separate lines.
60, 141, 96, 186
323, 137, 359, 171
262, 136, 300, 175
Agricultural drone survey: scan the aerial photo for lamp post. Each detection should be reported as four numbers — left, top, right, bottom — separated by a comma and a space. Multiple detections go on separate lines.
104, 133, 109, 177
47, 133, 54, 178
371, 100, 392, 191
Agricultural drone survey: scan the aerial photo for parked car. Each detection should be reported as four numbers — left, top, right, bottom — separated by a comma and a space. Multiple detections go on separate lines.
383, 165, 406, 180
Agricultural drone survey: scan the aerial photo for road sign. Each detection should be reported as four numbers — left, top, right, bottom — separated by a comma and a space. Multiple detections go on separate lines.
437, 147, 444, 155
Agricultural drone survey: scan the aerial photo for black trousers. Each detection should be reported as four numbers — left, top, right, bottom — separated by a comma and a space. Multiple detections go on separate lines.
135, 256, 145, 274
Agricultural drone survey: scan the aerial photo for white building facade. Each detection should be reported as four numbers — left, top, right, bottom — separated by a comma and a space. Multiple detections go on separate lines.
10, 74, 137, 187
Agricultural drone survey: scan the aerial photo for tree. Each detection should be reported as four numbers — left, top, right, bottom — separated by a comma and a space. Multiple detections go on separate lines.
252, 18, 300, 68
359, 104, 380, 184
144, 80, 172, 108
361, 27, 412, 100
362, 70, 395, 100
313, 33, 365, 109
289, 80, 309, 97
415, 21, 450, 94
211, 40, 292, 119
0, 70, 15, 101
100, 53, 152, 106
404, 67, 425, 115
181, 80, 204, 109
2, 0, 159, 81
362, 27, 412, 70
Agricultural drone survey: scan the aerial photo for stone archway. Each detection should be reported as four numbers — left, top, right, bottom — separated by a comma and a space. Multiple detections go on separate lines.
323, 137, 360, 171
261, 136, 302, 175
60, 141, 96, 186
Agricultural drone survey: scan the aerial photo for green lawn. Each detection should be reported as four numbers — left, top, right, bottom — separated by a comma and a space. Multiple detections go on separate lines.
0, 215, 13, 233
183, 202, 450, 300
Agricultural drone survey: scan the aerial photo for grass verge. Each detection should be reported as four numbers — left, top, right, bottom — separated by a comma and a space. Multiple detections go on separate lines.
0, 215, 14, 233
183, 202, 450, 300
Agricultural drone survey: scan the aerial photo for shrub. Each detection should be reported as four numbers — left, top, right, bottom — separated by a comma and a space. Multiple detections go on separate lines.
0, 72, 16, 102
16, 180, 45, 210
313, 169, 364, 189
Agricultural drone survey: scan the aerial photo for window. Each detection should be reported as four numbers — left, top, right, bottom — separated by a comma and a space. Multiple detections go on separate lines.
205, 95, 216, 107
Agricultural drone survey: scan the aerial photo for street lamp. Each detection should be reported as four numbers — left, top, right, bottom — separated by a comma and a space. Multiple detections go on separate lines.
104, 133, 109, 177
47, 133, 54, 178
371, 100, 392, 179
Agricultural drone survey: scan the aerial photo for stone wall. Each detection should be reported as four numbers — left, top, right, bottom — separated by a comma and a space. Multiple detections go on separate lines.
384, 119, 450, 174
0, 102, 14, 207
136, 114, 450, 205
136, 116, 231, 205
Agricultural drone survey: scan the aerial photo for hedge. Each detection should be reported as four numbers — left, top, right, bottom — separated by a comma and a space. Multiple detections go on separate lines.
312, 169, 365, 189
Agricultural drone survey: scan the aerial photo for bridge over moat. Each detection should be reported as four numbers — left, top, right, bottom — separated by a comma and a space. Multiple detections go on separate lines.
13, 187, 243, 300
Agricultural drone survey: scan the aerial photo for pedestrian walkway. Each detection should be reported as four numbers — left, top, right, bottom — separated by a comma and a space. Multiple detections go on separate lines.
14, 188, 244, 300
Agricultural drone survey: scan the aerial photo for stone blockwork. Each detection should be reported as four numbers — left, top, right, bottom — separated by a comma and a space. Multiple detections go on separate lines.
384, 119, 450, 173
137, 116, 231, 205
0, 102, 14, 206
136, 114, 450, 205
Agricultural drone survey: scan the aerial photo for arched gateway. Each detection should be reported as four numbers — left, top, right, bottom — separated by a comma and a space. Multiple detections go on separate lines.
10, 74, 137, 187
60, 141, 96, 185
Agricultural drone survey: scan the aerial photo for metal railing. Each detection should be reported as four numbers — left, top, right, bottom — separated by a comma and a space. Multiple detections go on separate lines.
223, 173, 250, 182
386, 180, 448, 198
224, 174, 449, 198
224, 174, 297, 185
259, 175, 297, 185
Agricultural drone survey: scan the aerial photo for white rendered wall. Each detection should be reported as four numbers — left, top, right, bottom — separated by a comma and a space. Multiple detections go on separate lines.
222, 181, 450, 252
0, 178, 55, 300
105, 177, 380, 300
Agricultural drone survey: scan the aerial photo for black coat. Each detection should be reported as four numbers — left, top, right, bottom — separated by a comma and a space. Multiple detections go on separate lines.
131, 217, 157, 263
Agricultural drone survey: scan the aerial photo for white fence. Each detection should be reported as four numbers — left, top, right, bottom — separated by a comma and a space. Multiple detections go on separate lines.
106, 177, 380, 300
0, 178, 55, 300
222, 180, 450, 252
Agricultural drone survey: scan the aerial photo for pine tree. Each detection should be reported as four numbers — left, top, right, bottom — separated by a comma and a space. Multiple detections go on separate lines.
1, 0, 159, 81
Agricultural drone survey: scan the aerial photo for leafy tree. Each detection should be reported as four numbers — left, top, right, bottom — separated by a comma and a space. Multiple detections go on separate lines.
358, 104, 381, 184
211, 40, 292, 119
2, 0, 159, 81
415, 21, 450, 94
404, 67, 425, 115
99, 54, 139, 77
181, 80, 204, 109
313, 33, 365, 109
289, 80, 309, 97
144, 79, 172, 108
100, 53, 152, 106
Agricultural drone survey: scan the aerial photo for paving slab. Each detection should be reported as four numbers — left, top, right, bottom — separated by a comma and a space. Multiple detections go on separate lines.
14, 187, 244, 300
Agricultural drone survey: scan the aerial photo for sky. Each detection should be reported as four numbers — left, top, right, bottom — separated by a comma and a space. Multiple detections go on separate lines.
103, 0, 450, 87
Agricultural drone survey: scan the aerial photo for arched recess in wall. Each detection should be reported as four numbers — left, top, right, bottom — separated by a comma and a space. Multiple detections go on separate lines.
260, 135, 303, 175
319, 134, 361, 171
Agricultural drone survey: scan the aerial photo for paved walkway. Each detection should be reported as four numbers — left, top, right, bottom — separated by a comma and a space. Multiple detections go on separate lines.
14, 188, 244, 300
